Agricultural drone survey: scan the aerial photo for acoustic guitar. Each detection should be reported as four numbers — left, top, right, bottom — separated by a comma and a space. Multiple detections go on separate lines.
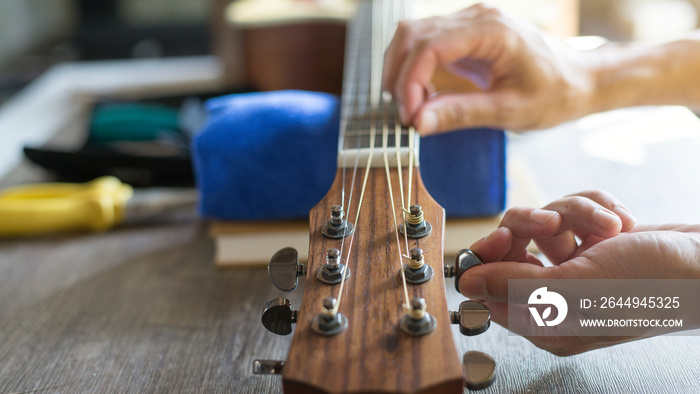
254, 1, 495, 392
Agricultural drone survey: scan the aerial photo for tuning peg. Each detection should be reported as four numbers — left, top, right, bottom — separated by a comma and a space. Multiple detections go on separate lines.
269, 247, 306, 292
322, 205, 354, 238
399, 204, 432, 238
252, 359, 285, 375
399, 298, 436, 337
316, 248, 350, 285
462, 351, 496, 390
444, 249, 484, 294
311, 297, 348, 336
402, 248, 434, 284
261, 298, 297, 335
450, 300, 491, 336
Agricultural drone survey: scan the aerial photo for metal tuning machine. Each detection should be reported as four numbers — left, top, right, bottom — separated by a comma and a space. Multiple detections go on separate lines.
261, 298, 297, 336
399, 298, 436, 337
254, 249, 305, 376
399, 204, 432, 238
444, 248, 484, 294
268, 247, 306, 292
450, 300, 491, 336
444, 249, 496, 390
316, 248, 350, 285
402, 248, 434, 284
451, 301, 496, 390
321, 205, 353, 238
462, 351, 496, 390
261, 248, 305, 335
311, 297, 348, 336
252, 359, 284, 376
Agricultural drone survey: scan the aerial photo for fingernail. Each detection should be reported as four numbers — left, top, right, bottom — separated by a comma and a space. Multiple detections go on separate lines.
460, 275, 488, 299
417, 110, 437, 135
593, 209, 620, 230
530, 209, 558, 226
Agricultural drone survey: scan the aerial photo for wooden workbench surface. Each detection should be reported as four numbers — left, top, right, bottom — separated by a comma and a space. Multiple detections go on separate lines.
2, 101, 700, 393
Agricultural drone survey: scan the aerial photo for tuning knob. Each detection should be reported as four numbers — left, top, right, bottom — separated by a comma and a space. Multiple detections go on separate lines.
450, 300, 491, 336
462, 351, 496, 390
269, 247, 306, 292
252, 359, 285, 375
261, 298, 297, 335
444, 249, 484, 294
399, 298, 436, 337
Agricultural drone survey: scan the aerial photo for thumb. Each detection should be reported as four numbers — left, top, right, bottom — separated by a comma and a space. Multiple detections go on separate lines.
459, 261, 562, 303
415, 92, 511, 135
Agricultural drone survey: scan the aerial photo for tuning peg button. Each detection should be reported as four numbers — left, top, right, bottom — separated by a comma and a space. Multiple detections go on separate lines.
462, 351, 496, 390
450, 300, 491, 336
269, 247, 306, 292
444, 249, 484, 294
262, 298, 297, 335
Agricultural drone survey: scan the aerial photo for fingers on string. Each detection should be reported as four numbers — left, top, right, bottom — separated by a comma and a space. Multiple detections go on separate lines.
414, 91, 515, 135
383, 2, 499, 92
390, 11, 510, 126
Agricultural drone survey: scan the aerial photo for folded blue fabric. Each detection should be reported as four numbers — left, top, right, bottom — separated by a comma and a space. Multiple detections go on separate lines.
193, 90, 505, 220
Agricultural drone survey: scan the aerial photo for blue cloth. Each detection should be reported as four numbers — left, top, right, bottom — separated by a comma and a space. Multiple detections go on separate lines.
193, 90, 505, 220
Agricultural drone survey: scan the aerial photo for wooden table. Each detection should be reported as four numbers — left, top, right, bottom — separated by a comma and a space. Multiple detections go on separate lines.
1, 59, 700, 392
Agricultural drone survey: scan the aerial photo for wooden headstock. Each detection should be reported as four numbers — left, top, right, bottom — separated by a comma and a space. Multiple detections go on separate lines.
281, 167, 462, 393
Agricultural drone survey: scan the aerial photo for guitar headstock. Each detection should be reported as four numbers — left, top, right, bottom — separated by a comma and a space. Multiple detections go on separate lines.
255, 165, 496, 393
286, 167, 461, 393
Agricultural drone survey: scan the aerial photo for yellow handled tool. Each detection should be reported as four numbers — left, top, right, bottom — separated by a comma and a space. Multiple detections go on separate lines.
0, 176, 134, 236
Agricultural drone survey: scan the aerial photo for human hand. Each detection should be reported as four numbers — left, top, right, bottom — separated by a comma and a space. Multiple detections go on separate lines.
459, 190, 700, 355
383, 3, 594, 134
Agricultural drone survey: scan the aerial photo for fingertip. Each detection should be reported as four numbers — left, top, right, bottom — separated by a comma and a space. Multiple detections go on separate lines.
459, 275, 488, 299
613, 207, 637, 232
403, 81, 427, 126
416, 109, 438, 135
470, 226, 513, 262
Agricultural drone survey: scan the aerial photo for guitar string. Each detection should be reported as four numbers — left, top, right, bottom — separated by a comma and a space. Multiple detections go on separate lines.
337, 8, 365, 289
334, 107, 376, 312
336, 0, 393, 313
390, 0, 412, 263
335, 0, 416, 314
399, 0, 418, 234
377, 0, 411, 310
393, 0, 417, 306
334, 5, 367, 314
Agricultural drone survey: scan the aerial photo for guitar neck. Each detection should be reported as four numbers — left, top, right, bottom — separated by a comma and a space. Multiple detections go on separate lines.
337, 0, 420, 168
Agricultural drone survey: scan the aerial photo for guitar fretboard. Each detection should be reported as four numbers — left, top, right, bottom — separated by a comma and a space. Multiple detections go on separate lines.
337, 0, 420, 168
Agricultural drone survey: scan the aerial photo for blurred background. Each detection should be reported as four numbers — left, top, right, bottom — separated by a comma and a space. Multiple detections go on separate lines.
1, 0, 699, 185
1, 0, 700, 106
